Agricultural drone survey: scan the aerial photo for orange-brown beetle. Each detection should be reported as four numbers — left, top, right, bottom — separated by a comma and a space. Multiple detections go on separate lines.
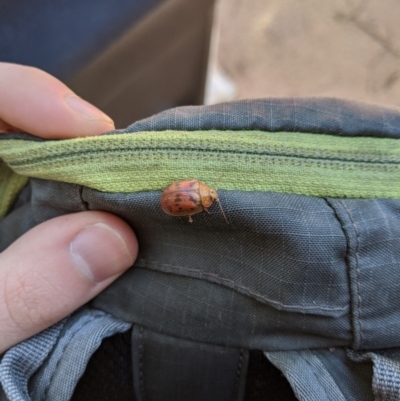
161, 179, 228, 223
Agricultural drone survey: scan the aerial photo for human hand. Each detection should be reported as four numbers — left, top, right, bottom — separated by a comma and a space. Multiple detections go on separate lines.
0, 63, 138, 353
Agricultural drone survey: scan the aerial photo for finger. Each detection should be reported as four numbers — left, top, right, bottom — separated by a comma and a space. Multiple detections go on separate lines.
0, 117, 15, 133
0, 63, 115, 139
0, 211, 138, 352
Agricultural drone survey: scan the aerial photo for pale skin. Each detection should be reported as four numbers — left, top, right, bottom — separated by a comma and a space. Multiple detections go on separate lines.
0, 63, 138, 353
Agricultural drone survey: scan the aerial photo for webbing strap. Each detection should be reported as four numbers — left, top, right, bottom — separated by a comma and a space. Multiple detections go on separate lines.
348, 350, 400, 401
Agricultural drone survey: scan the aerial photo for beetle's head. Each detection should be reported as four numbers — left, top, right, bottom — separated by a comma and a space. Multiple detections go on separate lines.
209, 189, 219, 202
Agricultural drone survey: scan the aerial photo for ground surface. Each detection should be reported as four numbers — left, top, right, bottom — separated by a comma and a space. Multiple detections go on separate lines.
217, 0, 400, 108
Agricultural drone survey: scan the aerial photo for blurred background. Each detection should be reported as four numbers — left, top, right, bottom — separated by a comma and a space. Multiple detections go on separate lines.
215, 0, 400, 106
2, 0, 400, 127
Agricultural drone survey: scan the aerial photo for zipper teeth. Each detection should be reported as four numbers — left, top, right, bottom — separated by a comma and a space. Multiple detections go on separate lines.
9, 146, 400, 166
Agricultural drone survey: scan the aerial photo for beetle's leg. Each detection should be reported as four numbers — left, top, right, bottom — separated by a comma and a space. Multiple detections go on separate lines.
203, 208, 211, 214
188, 215, 193, 223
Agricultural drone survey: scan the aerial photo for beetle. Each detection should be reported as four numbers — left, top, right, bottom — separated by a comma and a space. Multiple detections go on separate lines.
161, 179, 228, 223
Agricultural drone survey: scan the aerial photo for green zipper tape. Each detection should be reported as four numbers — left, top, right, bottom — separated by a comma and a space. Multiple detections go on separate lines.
0, 130, 399, 200
0, 160, 28, 218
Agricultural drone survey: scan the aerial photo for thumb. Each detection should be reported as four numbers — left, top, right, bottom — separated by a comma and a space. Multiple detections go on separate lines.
0, 63, 115, 139
0, 211, 138, 353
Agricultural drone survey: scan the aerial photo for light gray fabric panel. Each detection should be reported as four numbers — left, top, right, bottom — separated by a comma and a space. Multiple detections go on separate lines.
0, 309, 129, 401
0, 320, 66, 401
29, 309, 130, 401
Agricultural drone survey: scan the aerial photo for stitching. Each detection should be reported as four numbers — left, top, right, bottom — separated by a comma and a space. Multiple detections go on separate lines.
234, 349, 245, 401
11, 146, 400, 166
139, 326, 146, 401
138, 261, 347, 313
7, 130, 400, 166
338, 200, 363, 349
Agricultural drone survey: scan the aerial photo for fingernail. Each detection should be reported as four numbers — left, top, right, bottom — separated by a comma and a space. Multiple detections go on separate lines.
70, 223, 134, 283
65, 94, 114, 125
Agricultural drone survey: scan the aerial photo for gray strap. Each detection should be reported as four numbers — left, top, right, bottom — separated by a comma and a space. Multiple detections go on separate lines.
266, 350, 351, 401
372, 355, 400, 401
132, 325, 248, 401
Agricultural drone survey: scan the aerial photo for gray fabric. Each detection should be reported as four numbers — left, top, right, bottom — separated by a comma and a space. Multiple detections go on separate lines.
13, 180, 350, 351
328, 199, 400, 350
88, 189, 349, 316
132, 325, 249, 401
1, 178, 353, 350
125, 97, 400, 138
0, 180, 86, 251
29, 309, 130, 401
2, 98, 400, 143
0, 320, 66, 401
95, 267, 350, 350
0, 203, 36, 251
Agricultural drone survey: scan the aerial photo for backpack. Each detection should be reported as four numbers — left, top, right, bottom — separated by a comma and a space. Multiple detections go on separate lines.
1, 97, 400, 401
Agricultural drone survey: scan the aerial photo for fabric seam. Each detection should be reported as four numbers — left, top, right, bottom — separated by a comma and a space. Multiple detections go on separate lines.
337, 200, 363, 350
139, 325, 146, 401
135, 262, 347, 315
78, 185, 89, 211
234, 349, 245, 401
325, 198, 362, 350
